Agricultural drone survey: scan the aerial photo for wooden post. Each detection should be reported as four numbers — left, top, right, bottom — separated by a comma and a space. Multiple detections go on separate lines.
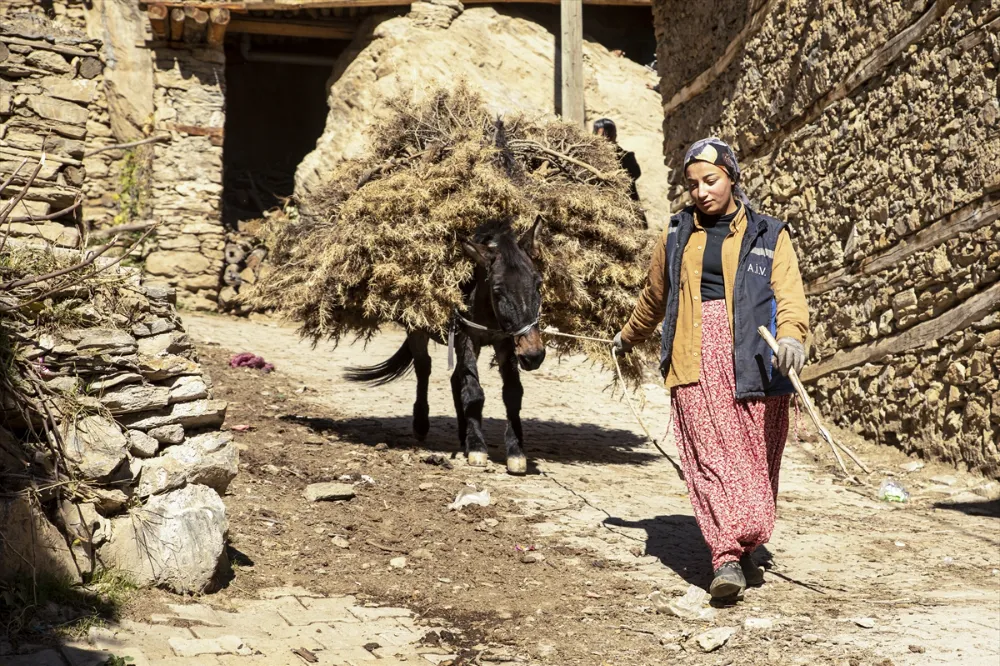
207, 8, 231, 47
560, 0, 584, 127
169, 7, 185, 42
183, 6, 210, 43
148, 5, 169, 40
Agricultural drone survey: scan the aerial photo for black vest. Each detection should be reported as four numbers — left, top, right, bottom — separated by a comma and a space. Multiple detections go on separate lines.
660, 206, 795, 399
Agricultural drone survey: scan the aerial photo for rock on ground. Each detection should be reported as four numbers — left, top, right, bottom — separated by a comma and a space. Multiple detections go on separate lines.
295, 6, 670, 230
99, 484, 228, 593
304, 482, 356, 502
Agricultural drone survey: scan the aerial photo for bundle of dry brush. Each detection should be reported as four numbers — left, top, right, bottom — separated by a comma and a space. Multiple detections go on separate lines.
245, 86, 657, 382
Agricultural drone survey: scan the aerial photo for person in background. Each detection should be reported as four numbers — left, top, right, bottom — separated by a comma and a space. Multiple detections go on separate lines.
593, 118, 642, 202
613, 137, 809, 601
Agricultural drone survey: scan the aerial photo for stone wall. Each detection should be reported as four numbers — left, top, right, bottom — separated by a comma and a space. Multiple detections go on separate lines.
1, 0, 227, 311
1, 241, 233, 593
651, 0, 1000, 476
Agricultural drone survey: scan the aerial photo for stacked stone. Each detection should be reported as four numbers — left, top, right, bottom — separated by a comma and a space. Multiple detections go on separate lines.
650, 0, 999, 475
1, 253, 235, 593
142, 48, 227, 312
0, 13, 102, 246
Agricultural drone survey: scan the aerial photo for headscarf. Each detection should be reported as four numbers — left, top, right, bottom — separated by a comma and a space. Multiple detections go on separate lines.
683, 137, 751, 206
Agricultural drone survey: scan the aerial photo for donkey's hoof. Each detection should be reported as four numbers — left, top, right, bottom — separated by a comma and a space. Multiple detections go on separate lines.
467, 451, 489, 467
413, 421, 429, 442
506, 456, 527, 475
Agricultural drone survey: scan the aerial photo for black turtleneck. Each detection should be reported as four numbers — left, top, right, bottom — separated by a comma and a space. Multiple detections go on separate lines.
700, 203, 741, 302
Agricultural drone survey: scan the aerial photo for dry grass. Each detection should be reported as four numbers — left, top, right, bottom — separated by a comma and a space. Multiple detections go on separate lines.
245, 86, 658, 382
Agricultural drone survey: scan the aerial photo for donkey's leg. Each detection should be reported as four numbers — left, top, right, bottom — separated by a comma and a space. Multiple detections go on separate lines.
408, 332, 431, 441
495, 340, 527, 475
451, 331, 488, 466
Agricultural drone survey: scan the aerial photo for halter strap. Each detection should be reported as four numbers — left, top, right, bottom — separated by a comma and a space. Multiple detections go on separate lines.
447, 311, 539, 370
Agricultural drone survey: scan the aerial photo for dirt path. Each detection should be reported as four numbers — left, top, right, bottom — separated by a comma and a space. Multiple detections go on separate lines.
182, 313, 999, 666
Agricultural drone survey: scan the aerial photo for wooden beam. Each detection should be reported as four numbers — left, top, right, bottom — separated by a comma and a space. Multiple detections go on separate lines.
183, 6, 210, 42
207, 8, 232, 46
148, 5, 169, 39
802, 280, 1000, 383
806, 193, 1000, 296
560, 0, 584, 127
169, 7, 186, 41
228, 16, 356, 39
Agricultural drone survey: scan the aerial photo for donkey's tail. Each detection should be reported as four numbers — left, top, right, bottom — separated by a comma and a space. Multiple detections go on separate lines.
343, 340, 413, 385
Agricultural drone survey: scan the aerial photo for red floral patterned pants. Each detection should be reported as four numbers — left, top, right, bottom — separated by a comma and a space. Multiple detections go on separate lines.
670, 299, 790, 570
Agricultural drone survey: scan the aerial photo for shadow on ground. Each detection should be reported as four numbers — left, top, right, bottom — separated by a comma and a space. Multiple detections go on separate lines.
932, 498, 999, 518
282, 414, 661, 467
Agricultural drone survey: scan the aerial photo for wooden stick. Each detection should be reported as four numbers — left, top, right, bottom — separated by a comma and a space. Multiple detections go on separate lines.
169, 7, 186, 42
83, 134, 170, 157
148, 5, 169, 39
207, 8, 231, 46
758, 326, 870, 476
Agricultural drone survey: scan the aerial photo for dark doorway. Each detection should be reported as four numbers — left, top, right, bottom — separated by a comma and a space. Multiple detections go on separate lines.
221, 33, 346, 229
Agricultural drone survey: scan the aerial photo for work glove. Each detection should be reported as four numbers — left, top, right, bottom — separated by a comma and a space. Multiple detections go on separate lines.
612, 331, 633, 354
775, 337, 805, 377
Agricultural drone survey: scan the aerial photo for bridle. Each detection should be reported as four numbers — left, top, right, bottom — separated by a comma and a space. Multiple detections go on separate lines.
448, 310, 540, 370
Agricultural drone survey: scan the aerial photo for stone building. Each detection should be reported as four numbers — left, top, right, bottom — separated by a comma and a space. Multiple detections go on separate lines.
650, 0, 999, 476
1, 0, 666, 311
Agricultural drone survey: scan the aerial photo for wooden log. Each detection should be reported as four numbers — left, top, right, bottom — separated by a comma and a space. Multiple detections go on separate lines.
183, 6, 210, 43
77, 57, 102, 80
207, 8, 231, 46
559, 0, 584, 127
170, 8, 186, 42
224, 243, 246, 265
228, 16, 356, 39
148, 5, 170, 40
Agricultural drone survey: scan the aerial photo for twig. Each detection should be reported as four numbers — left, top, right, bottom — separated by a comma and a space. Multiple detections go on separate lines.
87, 220, 157, 239
365, 539, 409, 554
7, 197, 82, 223
509, 140, 610, 181
0, 156, 46, 255
82, 134, 170, 157
0, 235, 121, 291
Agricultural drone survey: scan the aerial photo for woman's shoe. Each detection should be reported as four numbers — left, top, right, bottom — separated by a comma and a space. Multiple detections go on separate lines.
709, 562, 746, 600
740, 554, 765, 587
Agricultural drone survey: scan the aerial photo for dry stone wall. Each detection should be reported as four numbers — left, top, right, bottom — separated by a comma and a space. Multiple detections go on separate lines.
651, 0, 999, 476
1, 242, 234, 593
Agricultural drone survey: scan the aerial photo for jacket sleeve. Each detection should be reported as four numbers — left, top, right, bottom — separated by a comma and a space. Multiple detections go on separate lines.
771, 229, 810, 344
620, 227, 668, 345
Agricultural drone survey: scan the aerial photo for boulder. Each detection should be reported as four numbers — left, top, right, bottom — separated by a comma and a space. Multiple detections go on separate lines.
121, 399, 227, 431
135, 432, 238, 497
167, 376, 208, 403
99, 384, 170, 415
127, 429, 160, 458
148, 424, 185, 445
98, 484, 228, 593
61, 415, 128, 480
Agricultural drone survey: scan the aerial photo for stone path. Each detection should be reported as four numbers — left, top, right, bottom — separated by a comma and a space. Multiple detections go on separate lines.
3, 587, 457, 666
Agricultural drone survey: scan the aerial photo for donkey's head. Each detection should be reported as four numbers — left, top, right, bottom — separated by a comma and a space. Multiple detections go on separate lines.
461, 219, 546, 371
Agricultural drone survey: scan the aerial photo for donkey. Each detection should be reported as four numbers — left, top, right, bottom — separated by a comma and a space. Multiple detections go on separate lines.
345, 218, 545, 475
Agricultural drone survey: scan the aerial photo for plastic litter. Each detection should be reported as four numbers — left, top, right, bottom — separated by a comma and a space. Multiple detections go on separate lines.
447, 486, 490, 510
878, 478, 909, 503
649, 586, 716, 621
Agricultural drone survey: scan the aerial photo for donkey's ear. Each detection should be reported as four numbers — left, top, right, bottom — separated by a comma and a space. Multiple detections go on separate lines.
461, 239, 494, 268
519, 217, 542, 260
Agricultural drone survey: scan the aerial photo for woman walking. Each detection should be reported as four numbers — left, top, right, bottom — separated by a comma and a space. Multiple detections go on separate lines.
613, 138, 809, 600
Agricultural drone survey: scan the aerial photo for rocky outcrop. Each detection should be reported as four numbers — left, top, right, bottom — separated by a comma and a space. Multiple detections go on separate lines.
651, 0, 1000, 475
295, 7, 670, 230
